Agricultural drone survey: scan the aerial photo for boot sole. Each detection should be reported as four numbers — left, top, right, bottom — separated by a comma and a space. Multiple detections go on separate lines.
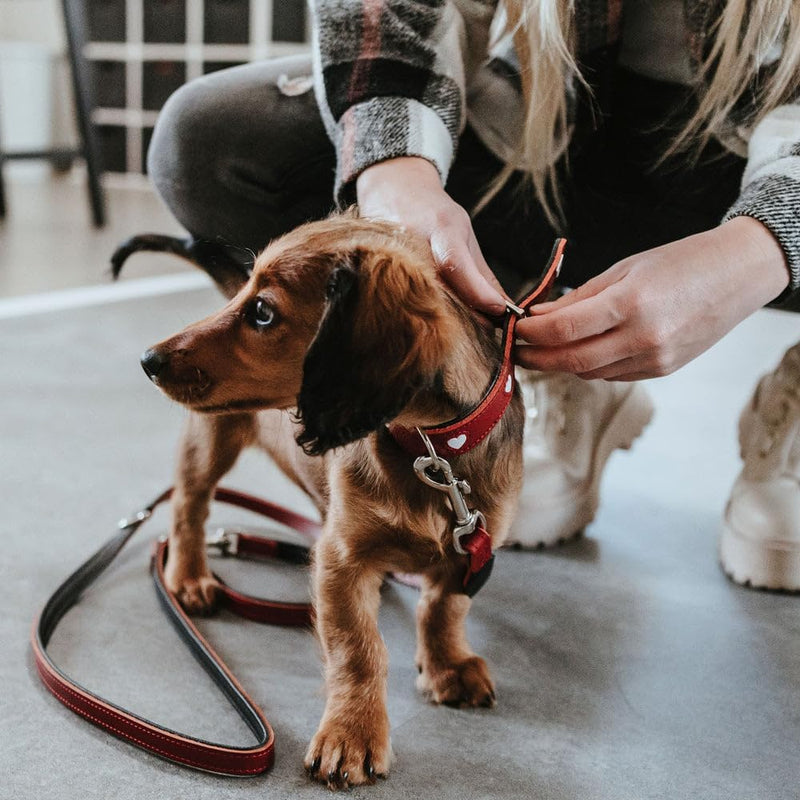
507, 383, 655, 549
720, 518, 800, 592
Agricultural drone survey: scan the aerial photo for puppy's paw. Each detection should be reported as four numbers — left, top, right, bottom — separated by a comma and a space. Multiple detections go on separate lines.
166, 572, 221, 616
304, 717, 392, 790
417, 655, 496, 709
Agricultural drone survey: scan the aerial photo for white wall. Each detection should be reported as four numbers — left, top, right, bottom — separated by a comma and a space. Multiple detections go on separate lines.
0, 0, 65, 48
0, 0, 76, 152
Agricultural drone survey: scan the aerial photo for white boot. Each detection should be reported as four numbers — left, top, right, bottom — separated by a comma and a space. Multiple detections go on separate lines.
720, 342, 800, 590
506, 372, 654, 548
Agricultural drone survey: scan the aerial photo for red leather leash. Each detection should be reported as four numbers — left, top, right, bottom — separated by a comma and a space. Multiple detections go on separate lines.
32, 240, 566, 773
32, 487, 321, 776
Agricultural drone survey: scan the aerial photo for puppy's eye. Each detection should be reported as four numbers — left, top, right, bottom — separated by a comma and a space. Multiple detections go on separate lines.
249, 298, 276, 329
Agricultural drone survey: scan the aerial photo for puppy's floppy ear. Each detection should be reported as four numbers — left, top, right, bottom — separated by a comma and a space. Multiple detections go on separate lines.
296, 250, 452, 455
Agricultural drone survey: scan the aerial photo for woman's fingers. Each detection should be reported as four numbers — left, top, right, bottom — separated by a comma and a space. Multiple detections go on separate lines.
605, 373, 654, 382
469, 233, 509, 299
516, 339, 657, 381
515, 329, 628, 375
516, 290, 624, 347
430, 227, 507, 315
530, 261, 626, 314
569, 356, 645, 381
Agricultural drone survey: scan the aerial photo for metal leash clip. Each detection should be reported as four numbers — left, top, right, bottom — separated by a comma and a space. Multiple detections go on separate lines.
206, 528, 240, 557
117, 507, 152, 531
413, 428, 486, 555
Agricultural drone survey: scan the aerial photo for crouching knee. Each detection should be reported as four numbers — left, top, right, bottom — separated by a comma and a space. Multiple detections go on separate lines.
147, 78, 227, 213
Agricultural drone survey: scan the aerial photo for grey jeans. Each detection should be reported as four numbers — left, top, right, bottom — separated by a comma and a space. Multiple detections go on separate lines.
148, 54, 748, 294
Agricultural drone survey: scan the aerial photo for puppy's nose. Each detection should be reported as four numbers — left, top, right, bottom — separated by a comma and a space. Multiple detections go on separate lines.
140, 348, 169, 382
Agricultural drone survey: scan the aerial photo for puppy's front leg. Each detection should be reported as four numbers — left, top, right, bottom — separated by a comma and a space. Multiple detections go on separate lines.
166, 411, 254, 614
304, 531, 391, 789
415, 566, 496, 708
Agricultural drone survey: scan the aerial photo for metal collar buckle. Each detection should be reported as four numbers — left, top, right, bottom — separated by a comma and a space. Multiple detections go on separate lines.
412, 428, 485, 555
505, 300, 526, 317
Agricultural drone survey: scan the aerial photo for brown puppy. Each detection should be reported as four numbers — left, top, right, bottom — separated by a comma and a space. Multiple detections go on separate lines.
140, 215, 525, 789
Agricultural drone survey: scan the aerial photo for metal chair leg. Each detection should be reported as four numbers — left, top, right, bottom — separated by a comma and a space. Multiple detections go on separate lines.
0, 161, 6, 219
62, 0, 106, 227
0, 102, 6, 219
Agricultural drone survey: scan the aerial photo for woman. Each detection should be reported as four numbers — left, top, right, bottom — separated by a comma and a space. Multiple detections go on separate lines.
148, 0, 800, 586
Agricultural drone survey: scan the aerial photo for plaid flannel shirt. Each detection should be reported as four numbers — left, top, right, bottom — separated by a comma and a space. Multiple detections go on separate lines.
310, 0, 800, 295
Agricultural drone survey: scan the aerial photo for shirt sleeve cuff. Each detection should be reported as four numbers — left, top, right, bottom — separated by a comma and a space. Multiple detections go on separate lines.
722, 171, 800, 305
333, 96, 456, 207
722, 105, 800, 305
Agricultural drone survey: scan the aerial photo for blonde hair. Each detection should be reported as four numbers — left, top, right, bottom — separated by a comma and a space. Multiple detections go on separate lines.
668, 0, 800, 154
485, 0, 800, 229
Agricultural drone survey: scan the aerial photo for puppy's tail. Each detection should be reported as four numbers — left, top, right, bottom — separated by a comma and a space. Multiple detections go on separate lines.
110, 234, 253, 299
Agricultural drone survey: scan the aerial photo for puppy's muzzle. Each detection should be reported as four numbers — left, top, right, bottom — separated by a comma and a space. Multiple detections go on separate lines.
140, 347, 212, 401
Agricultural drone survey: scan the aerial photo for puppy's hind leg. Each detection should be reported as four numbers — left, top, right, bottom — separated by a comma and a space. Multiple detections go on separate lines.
166, 411, 254, 614
415, 566, 496, 709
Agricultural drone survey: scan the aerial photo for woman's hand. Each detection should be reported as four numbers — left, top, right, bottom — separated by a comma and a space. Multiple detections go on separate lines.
356, 156, 508, 316
516, 217, 791, 381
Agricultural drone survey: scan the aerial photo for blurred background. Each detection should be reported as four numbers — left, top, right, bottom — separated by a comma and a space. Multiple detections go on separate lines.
0, 0, 309, 298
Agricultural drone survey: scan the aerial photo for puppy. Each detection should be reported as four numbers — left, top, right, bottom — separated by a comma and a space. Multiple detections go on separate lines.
138, 215, 525, 788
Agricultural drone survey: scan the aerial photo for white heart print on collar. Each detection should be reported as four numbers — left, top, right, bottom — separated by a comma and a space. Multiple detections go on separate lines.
505, 374, 513, 393
447, 433, 467, 450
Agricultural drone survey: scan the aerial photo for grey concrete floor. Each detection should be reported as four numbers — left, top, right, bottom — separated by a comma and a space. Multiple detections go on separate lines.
2, 171, 800, 799
0, 167, 188, 297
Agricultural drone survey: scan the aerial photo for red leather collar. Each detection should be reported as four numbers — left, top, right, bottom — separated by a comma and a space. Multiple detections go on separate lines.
388, 238, 565, 458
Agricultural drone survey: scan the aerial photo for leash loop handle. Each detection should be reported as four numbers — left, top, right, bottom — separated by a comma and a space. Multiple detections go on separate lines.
32, 486, 321, 776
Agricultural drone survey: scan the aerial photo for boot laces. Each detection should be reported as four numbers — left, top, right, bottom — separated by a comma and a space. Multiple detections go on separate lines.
757, 374, 800, 459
